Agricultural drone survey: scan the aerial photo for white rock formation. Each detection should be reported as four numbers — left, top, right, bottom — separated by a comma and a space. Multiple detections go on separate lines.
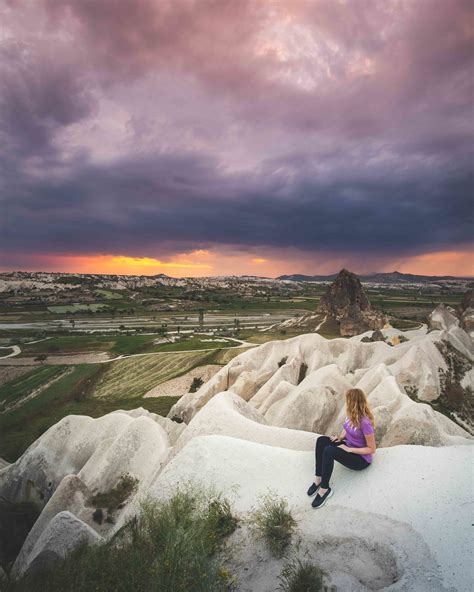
1, 408, 182, 506
14, 511, 103, 578
168, 325, 473, 445
1, 321, 473, 590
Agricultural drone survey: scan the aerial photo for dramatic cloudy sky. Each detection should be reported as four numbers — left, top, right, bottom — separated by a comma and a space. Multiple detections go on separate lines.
1, 0, 473, 277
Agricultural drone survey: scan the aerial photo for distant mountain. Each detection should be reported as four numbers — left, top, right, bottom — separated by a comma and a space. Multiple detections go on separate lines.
277, 270, 474, 283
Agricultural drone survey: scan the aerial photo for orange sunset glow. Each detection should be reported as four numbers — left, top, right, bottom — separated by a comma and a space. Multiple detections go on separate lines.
10, 248, 473, 278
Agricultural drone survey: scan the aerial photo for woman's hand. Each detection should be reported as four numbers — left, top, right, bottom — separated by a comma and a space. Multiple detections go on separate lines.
329, 433, 339, 441
338, 444, 353, 453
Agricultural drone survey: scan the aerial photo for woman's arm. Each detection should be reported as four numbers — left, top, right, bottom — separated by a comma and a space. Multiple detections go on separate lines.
342, 432, 376, 455
330, 429, 346, 442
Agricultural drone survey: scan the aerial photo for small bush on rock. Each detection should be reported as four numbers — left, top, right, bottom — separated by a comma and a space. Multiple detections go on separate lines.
189, 376, 204, 393
89, 473, 138, 513
205, 497, 239, 552
248, 490, 297, 558
277, 557, 327, 592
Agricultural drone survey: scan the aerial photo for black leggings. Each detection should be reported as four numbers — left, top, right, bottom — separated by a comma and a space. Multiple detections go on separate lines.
315, 435, 369, 489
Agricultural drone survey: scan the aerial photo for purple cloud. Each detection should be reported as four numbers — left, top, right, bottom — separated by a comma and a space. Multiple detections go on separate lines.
0, 0, 472, 270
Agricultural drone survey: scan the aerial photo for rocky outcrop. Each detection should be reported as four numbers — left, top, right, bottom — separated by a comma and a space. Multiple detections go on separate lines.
169, 318, 473, 427
14, 511, 103, 578
360, 329, 386, 343
316, 268, 387, 336
317, 268, 372, 315
150, 434, 472, 592
428, 303, 459, 331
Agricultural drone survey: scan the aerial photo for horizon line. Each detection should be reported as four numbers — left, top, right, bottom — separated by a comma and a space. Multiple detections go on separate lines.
1, 269, 473, 280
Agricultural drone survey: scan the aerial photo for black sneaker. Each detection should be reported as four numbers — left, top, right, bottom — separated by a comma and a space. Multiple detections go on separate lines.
307, 481, 320, 496
311, 487, 333, 508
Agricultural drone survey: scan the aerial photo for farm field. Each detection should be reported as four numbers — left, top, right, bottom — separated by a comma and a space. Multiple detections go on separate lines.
93, 350, 224, 399
19, 334, 161, 356
0, 359, 185, 462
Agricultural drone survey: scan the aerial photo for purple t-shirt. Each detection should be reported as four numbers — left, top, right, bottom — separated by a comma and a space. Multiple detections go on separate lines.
343, 415, 374, 463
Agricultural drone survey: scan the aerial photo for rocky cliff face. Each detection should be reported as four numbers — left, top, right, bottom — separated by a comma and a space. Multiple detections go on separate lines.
316, 268, 386, 336
317, 268, 371, 315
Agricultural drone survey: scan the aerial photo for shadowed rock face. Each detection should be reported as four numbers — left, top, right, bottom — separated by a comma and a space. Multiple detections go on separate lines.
317, 268, 386, 336
460, 289, 474, 312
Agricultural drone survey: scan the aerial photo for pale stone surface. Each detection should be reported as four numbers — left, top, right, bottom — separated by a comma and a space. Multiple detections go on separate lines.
168, 326, 472, 446
15, 511, 103, 578
12, 475, 92, 577
149, 434, 473, 592
0, 409, 174, 504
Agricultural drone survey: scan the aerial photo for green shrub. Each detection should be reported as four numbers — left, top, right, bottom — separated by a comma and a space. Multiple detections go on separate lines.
277, 557, 327, 592
88, 473, 139, 513
5, 484, 239, 592
205, 497, 239, 552
189, 376, 204, 392
248, 490, 297, 558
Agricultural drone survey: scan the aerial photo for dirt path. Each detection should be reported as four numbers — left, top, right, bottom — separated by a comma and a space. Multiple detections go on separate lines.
0, 345, 21, 359
314, 314, 327, 332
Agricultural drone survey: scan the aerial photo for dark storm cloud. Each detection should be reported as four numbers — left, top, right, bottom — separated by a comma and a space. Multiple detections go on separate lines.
1, 151, 472, 257
0, 0, 473, 264
0, 38, 94, 160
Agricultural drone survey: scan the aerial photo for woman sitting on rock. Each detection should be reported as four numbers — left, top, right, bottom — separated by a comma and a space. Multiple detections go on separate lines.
307, 387, 376, 509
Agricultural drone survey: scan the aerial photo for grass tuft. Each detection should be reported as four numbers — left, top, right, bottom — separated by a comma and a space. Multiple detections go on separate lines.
5, 484, 239, 592
277, 557, 327, 592
248, 490, 297, 558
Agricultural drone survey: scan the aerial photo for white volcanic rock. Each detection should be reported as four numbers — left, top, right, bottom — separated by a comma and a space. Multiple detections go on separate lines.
0, 457, 9, 470
110, 407, 187, 445
385, 339, 445, 401
440, 324, 474, 362
77, 414, 170, 491
0, 409, 177, 504
147, 434, 473, 592
14, 511, 103, 578
250, 356, 300, 409
12, 475, 93, 577
168, 328, 472, 446
168, 391, 316, 463
428, 303, 460, 331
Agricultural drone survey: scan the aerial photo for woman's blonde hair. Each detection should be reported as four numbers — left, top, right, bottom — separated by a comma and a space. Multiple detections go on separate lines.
345, 388, 375, 428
